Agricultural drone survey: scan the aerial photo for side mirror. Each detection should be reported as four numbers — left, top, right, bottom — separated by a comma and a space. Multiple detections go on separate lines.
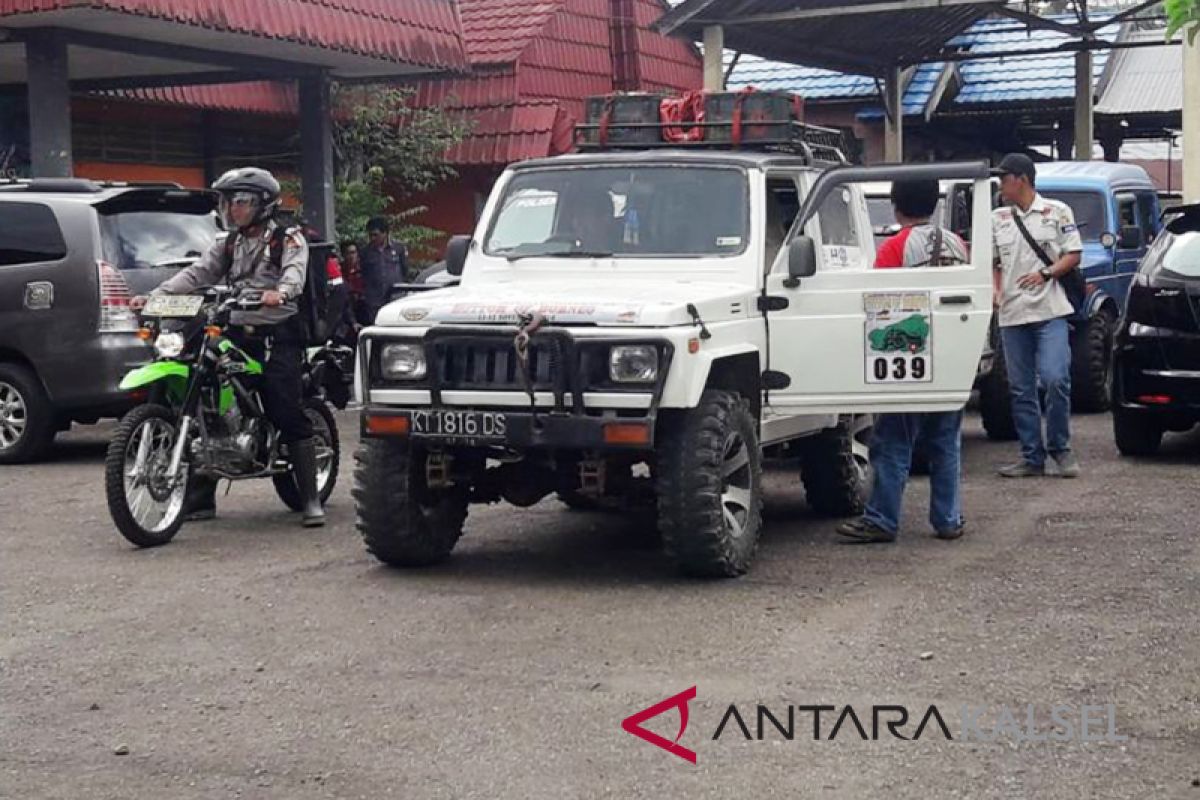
787, 236, 818, 284
1118, 226, 1143, 250
445, 235, 471, 276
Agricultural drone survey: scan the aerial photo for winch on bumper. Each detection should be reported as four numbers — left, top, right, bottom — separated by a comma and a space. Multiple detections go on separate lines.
358, 325, 675, 450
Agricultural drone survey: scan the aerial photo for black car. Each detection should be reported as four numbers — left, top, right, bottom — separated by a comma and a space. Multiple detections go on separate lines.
1111, 203, 1200, 455
0, 179, 218, 463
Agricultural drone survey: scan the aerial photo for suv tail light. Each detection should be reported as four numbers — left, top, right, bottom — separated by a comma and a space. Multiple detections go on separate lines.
97, 260, 138, 333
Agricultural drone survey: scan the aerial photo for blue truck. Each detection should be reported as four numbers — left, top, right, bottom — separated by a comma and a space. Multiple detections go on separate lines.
948, 161, 1163, 438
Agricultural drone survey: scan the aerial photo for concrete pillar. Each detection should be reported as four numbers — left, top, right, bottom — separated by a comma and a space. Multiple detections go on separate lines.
1185, 35, 1200, 201
299, 74, 335, 241
884, 66, 904, 162
24, 29, 72, 178
703, 25, 724, 91
1074, 50, 1094, 162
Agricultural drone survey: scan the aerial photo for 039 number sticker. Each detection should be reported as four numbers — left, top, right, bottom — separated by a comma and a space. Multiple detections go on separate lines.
864, 292, 933, 384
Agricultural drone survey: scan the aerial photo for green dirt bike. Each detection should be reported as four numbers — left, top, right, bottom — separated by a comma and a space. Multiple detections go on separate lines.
105, 288, 341, 547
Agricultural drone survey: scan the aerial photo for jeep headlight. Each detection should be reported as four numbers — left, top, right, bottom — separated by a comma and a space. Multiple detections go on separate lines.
380, 342, 427, 381
154, 332, 185, 359
609, 345, 659, 383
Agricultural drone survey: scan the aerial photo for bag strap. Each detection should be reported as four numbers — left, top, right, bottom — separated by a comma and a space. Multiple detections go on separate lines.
1011, 213, 1054, 267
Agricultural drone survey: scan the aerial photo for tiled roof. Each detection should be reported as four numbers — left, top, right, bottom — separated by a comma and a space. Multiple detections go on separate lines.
104, 82, 299, 117
0, 0, 469, 71
444, 101, 575, 164
724, 14, 1124, 116
947, 15, 1116, 107
457, 0, 565, 64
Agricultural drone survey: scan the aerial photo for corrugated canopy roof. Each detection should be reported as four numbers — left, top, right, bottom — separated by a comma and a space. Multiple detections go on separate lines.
658, 0, 1006, 75
1096, 27, 1183, 116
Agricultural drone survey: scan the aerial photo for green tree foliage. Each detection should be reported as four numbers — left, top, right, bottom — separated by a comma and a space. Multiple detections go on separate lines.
295, 83, 468, 264
1165, 0, 1199, 43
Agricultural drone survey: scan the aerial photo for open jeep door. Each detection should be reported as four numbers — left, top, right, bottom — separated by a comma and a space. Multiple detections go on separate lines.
764, 162, 994, 414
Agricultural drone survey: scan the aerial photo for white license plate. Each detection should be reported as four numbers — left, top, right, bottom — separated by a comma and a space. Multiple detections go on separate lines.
141, 294, 205, 318
410, 410, 507, 441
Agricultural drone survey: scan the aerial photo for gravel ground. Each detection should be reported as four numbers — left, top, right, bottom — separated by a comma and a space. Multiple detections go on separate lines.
1, 411, 1198, 799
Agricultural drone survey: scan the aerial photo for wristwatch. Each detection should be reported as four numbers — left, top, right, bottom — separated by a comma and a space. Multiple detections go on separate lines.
1038, 267, 1053, 281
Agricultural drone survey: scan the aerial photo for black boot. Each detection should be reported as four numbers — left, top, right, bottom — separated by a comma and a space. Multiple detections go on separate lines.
182, 473, 218, 522
291, 437, 326, 528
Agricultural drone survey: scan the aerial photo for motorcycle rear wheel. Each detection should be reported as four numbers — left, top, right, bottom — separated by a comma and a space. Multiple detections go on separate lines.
272, 398, 340, 512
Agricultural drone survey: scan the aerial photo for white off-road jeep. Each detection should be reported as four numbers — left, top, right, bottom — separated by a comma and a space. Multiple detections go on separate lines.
353, 145, 994, 577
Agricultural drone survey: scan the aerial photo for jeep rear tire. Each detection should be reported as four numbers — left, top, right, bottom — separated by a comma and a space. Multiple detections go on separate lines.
656, 390, 763, 578
979, 336, 1018, 441
800, 415, 872, 517
353, 439, 469, 567
0, 363, 56, 465
1071, 311, 1114, 413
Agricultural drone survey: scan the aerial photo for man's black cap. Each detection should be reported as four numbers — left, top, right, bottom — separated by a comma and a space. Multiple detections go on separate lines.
993, 153, 1037, 182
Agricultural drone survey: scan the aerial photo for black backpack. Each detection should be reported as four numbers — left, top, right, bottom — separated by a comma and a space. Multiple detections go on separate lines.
222, 225, 331, 345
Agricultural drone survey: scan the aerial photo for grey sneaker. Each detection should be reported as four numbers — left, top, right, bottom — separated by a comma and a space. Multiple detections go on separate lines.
1051, 451, 1081, 478
836, 518, 897, 544
998, 461, 1045, 478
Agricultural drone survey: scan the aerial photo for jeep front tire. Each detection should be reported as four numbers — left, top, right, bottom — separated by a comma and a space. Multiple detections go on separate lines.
353, 439, 469, 567
656, 390, 763, 578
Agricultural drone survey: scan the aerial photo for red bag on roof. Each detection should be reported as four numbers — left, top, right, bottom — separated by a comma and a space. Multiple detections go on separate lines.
659, 90, 706, 143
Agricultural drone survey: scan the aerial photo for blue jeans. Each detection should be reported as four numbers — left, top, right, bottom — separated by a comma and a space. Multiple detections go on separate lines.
1001, 317, 1072, 468
862, 411, 964, 536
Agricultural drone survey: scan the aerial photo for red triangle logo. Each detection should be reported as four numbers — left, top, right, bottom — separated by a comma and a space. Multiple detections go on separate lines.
621, 686, 698, 764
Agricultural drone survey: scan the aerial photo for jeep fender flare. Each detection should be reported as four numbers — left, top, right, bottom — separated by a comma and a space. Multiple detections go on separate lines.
667, 345, 763, 416
1083, 286, 1119, 321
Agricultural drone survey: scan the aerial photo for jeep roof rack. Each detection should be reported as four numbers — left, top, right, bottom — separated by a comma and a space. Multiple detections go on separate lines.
573, 119, 848, 166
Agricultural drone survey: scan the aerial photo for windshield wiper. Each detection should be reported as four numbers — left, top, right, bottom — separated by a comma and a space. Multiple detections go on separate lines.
508, 250, 614, 262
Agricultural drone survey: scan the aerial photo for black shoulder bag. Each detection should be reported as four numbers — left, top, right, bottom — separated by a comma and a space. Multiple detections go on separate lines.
1010, 214, 1086, 315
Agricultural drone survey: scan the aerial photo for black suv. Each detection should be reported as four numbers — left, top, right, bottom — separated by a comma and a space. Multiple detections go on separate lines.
0, 179, 218, 463
1111, 203, 1200, 455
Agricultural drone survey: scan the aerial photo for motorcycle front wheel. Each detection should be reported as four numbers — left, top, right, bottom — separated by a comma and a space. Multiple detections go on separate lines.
105, 404, 188, 548
272, 398, 340, 512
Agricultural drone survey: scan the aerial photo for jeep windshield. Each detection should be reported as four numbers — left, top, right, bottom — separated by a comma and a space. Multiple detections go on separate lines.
483, 166, 749, 259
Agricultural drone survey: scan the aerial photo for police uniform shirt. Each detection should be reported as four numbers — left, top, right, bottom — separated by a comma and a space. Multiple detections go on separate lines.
153, 221, 309, 327
992, 194, 1083, 327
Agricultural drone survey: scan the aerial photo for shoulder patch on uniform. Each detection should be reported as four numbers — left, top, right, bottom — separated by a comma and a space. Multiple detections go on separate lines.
285, 231, 305, 249
1061, 223, 1078, 233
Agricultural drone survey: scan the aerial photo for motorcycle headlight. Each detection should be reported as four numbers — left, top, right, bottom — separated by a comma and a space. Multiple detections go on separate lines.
154, 332, 185, 359
609, 345, 659, 383
380, 343, 427, 381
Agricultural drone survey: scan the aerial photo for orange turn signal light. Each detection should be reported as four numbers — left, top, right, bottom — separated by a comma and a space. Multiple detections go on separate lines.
136, 327, 153, 341
205, 326, 223, 338
365, 415, 410, 436
603, 422, 651, 446
688, 338, 701, 354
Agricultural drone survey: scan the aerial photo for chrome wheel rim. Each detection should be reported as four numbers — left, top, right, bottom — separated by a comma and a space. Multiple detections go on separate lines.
720, 431, 754, 540
847, 414, 874, 488
123, 418, 185, 533
0, 381, 28, 451
306, 408, 335, 492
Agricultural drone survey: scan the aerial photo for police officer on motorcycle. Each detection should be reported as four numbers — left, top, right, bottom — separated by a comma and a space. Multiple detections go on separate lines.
130, 167, 326, 528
